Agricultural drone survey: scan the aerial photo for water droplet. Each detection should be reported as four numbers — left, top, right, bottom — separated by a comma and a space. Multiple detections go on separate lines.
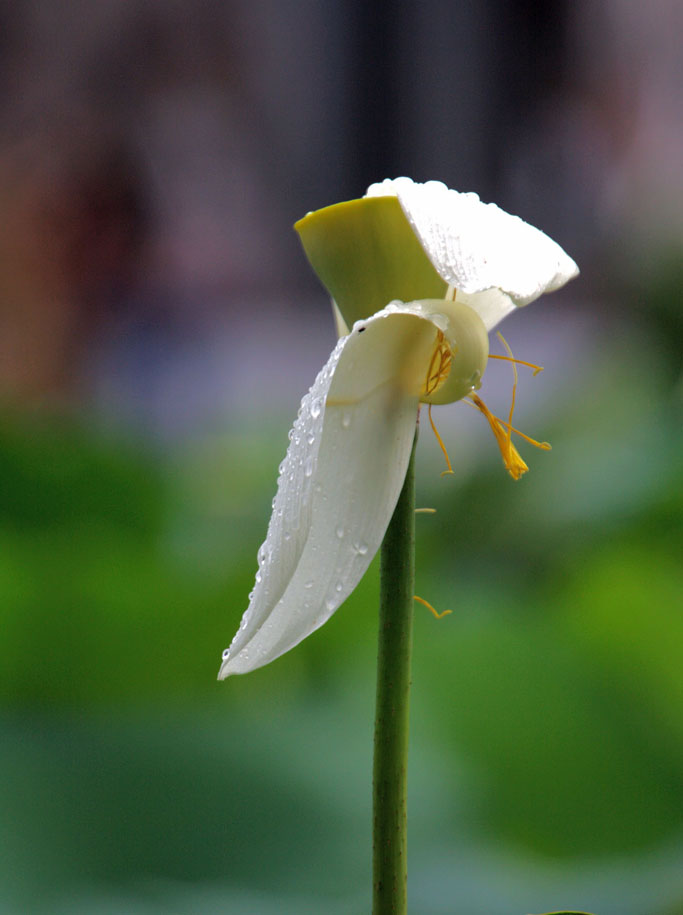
335, 525, 345, 539
304, 579, 314, 589
335, 581, 343, 593
342, 411, 352, 428
310, 398, 322, 419
325, 597, 337, 612
354, 542, 369, 555
255, 571, 262, 584
304, 455, 314, 477
222, 648, 230, 659
284, 530, 291, 541
307, 432, 315, 445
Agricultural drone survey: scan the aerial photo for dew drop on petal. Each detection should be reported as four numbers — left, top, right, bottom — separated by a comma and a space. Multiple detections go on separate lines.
335, 581, 343, 593
310, 398, 322, 419
304, 455, 314, 477
355, 542, 369, 555
304, 579, 314, 589
325, 597, 337, 612
335, 525, 345, 539
222, 649, 230, 659
342, 411, 352, 429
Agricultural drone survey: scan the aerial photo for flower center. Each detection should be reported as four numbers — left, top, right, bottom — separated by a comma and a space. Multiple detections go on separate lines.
416, 299, 489, 406
421, 330, 453, 398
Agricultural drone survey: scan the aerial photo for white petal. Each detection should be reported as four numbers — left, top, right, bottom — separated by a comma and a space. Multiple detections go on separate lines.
219, 302, 441, 677
366, 177, 579, 327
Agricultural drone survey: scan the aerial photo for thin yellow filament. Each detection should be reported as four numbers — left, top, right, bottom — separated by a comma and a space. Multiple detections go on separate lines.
493, 418, 551, 450
497, 331, 518, 454
414, 595, 452, 620
488, 354, 544, 376
469, 393, 529, 480
428, 404, 455, 476
462, 398, 551, 450
464, 332, 551, 479
414, 508, 437, 514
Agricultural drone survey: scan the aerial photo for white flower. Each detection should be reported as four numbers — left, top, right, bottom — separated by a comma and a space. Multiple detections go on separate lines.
218, 178, 578, 678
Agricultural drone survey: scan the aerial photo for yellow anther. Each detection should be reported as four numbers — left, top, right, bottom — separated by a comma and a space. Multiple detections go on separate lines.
428, 404, 455, 476
414, 595, 452, 620
414, 508, 437, 514
469, 393, 529, 480
466, 332, 550, 479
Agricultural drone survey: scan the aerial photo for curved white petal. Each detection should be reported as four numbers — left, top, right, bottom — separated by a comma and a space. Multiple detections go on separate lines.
219, 303, 441, 677
366, 177, 579, 329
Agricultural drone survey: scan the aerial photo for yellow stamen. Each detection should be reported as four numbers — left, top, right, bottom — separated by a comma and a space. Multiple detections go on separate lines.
464, 332, 551, 480
488, 354, 544, 376
493, 418, 551, 450
414, 595, 452, 620
421, 330, 453, 397
415, 508, 437, 514
496, 332, 518, 448
469, 393, 529, 480
462, 398, 551, 450
428, 404, 455, 476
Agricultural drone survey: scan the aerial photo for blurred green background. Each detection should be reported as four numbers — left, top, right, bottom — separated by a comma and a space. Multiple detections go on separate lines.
1, 1, 682, 913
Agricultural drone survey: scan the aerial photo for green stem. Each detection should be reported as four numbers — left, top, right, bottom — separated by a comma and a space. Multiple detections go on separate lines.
373, 431, 417, 915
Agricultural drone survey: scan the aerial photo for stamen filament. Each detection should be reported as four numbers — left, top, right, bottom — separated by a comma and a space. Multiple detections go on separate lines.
414, 595, 452, 620
428, 404, 455, 476
493, 418, 551, 450
488, 354, 544, 375
497, 332, 518, 453
465, 332, 550, 479
414, 508, 437, 514
461, 398, 551, 450
469, 393, 529, 480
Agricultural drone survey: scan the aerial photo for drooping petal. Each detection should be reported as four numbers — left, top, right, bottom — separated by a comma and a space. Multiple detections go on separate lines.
219, 302, 443, 677
366, 177, 579, 328
295, 195, 446, 330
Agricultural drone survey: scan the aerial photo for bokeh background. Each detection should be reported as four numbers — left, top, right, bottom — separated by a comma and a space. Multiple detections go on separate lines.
1, 1, 681, 913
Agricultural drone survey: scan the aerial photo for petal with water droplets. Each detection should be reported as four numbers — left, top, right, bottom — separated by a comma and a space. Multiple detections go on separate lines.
218, 302, 442, 677
366, 177, 579, 329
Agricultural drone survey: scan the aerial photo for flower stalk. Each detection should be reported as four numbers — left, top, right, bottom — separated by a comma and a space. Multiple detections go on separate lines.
373, 428, 418, 914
